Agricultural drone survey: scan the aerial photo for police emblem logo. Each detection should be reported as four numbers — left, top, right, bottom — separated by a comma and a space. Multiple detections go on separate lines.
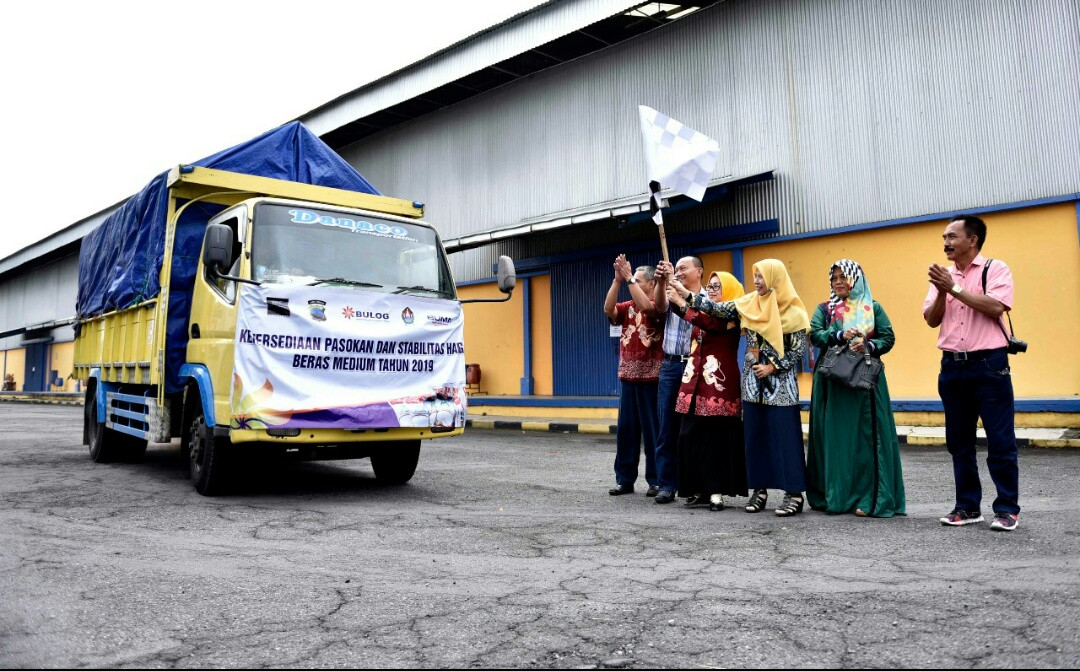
402, 307, 414, 324
308, 299, 327, 321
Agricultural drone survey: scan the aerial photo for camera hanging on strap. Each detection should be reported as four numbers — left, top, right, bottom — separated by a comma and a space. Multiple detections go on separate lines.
982, 259, 1027, 355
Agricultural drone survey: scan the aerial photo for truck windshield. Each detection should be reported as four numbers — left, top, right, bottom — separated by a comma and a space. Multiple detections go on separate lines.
251, 203, 455, 298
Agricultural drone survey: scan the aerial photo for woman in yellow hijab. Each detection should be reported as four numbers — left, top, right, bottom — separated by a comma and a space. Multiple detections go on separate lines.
667, 271, 747, 511
670, 259, 810, 517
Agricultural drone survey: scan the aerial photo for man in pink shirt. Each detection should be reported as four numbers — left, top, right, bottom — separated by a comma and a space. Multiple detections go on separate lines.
923, 214, 1019, 531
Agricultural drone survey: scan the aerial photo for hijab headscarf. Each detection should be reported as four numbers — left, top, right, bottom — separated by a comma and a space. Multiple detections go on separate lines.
691, 271, 746, 355
712, 271, 745, 302
732, 259, 810, 356
827, 259, 875, 341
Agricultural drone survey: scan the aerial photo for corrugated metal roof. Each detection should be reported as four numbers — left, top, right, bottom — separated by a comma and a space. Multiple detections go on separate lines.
302, 0, 627, 138
305, 0, 725, 146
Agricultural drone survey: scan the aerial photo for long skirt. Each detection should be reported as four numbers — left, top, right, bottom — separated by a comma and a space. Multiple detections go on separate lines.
806, 372, 906, 517
676, 411, 748, 498
743, 402, 806, 493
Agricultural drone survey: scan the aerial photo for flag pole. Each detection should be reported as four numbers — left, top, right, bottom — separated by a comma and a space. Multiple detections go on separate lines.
649, 180, 670, 263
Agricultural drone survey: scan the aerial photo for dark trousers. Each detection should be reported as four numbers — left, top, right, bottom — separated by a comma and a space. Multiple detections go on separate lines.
614, 380, 659, 487
938, 349, 1020, 516
654, 358, 684, 492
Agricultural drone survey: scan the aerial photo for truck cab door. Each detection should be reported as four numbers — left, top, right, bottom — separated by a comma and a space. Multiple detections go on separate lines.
188, 209, 248, 426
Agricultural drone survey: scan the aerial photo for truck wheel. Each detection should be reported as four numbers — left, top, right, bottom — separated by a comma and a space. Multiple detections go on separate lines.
86, 384, 123, 463
370, 440, 421, 485
188, 409, 230, 496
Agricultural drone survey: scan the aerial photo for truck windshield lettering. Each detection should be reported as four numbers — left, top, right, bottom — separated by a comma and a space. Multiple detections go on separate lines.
289, 208, 412, 239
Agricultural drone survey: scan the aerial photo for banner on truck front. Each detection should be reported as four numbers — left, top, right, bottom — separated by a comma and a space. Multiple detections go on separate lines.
231, 284, 466, 430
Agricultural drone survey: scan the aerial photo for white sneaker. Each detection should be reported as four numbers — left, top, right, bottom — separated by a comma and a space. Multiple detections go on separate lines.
939, 509, 984, 526
990, 513, 1019, 531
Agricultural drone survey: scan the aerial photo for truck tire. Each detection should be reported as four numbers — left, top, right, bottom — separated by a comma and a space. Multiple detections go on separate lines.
370, 440, 421, 485
188, 408, 231, 496
86, 384, 125, 463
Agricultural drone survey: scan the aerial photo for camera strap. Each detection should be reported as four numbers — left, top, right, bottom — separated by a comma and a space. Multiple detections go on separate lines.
981, 259, 1017, 339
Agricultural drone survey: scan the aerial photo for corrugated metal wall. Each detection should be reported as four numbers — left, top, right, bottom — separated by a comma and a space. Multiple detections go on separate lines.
0, 254, 79, 350
549, 245, 698, 396
339, 0, 1080, 283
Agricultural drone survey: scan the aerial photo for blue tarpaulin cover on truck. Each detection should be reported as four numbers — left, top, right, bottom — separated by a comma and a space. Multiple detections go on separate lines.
76, 121, 380, 393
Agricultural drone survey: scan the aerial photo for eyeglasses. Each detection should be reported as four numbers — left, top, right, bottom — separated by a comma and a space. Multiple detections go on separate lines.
705, 283, 722, 291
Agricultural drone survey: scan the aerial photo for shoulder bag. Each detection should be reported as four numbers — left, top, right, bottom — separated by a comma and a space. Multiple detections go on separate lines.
816, 342, 883, 391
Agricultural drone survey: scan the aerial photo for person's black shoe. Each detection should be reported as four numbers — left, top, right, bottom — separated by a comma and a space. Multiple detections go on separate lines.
654, 489, 675, 504
683, 494, 708, 508
645, 485, 659, 497
608, 484, 634, 496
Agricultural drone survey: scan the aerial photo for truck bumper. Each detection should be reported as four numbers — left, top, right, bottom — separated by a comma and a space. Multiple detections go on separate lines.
227, 425, 464, 444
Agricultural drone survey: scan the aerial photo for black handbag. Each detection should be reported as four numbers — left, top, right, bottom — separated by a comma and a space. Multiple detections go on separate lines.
816, 343, 883, 391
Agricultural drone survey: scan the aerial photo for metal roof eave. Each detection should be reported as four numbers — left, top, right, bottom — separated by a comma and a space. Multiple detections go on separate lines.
298, 0, 645, 139
442, 170, 775, 253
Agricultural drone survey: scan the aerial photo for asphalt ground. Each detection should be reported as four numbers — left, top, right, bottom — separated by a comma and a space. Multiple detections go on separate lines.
2, 404, 1079, 668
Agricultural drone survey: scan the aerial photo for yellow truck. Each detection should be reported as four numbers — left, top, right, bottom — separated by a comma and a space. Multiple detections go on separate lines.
73, 123, 513, 495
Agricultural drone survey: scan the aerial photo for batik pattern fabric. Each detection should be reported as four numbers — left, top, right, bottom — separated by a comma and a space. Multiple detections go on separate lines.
682, 296, 805, 407
741, 329, 805, 407
612, 300, 664, 381
672, 307, 742, 416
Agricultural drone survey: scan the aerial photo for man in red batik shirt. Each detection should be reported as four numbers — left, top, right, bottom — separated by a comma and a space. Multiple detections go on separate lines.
604, 254, 664, 497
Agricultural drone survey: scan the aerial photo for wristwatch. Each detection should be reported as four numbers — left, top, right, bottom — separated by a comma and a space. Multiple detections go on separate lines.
950, 283, 963, 296
627, 276, 638, 285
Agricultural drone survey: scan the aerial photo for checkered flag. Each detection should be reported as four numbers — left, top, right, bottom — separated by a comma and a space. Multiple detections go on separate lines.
648, 180, 664, 226
638, 105, 720, 203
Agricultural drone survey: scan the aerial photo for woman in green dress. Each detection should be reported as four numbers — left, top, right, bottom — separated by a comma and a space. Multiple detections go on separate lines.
806, 260, 906, 518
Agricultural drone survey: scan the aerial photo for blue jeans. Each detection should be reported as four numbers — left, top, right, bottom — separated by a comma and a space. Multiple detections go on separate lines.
938, 349, 1020, 516
654, 358, 684, 492
614, 380, 658, 487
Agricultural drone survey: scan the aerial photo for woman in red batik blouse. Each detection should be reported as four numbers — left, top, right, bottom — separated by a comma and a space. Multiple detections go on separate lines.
667, 271, 748, 511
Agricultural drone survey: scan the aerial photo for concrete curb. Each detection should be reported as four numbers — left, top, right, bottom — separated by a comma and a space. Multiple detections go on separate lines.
467, 418, 615, 434
0, 396, 82, 406
5, 398, 1074, 448
464, 418, 1080, 448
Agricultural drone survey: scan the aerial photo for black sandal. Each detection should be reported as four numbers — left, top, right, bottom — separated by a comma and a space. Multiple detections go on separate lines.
775, 493, 804, 517
744, 489, 768, 513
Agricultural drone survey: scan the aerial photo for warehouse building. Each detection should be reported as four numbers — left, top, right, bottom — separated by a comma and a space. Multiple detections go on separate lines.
2, 0, 1078, 421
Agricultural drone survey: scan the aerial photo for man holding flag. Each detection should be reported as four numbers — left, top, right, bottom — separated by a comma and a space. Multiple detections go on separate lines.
652, 256, 706, 503
637, 105, 723, 503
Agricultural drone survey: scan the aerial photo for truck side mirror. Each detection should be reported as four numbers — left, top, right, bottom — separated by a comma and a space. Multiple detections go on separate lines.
496, 256, 516, 294
203, 223, 234, 273
458, 256, 517, 304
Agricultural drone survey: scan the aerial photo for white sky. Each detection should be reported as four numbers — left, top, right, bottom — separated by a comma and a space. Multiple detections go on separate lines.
0, 0, 546, 261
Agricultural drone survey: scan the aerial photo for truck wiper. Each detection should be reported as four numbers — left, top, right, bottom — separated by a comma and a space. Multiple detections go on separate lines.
307, 277, 382, 288
393, 284, 451, 296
